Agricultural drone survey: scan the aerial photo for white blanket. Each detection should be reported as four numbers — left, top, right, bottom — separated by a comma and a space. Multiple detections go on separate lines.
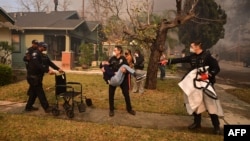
178, 66, 224, 117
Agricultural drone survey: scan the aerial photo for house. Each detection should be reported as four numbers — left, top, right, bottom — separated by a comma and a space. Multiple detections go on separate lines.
0, 7, 15, 42
0, 7, 18, 65
8, 11, 105, 70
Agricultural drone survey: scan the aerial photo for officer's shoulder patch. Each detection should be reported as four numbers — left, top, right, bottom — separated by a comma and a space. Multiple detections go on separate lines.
119, 59, 123, 64
32, 52, 37, 56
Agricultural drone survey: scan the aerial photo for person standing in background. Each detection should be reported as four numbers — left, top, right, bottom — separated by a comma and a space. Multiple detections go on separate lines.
159, 53, 167, 80
132, 49, 145, 94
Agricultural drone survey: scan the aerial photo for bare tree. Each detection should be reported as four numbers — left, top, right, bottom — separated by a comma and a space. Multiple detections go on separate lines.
20, 0, 32, 12
87, 0, 199, 89
86, 0, 125, 43
20, 0, 50, 12
19, 0, 72, 12
87, 0, 123, 22
123, 0, 199, 89
60, 0, 72, 11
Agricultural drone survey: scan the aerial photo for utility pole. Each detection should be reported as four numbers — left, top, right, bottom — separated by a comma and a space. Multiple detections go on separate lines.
82, 0, 85, 19
54, 0, 58, 11
237, 25, 242, 62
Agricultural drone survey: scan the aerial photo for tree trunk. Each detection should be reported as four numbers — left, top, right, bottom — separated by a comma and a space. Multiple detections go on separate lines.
145, 28, 168, 89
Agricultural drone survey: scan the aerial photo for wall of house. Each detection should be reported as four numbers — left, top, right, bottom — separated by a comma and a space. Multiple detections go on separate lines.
0, 28, 11, 42
25, 35, 44, 49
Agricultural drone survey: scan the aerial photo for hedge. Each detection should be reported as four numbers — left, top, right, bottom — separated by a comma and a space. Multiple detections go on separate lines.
0, 64, 12, 86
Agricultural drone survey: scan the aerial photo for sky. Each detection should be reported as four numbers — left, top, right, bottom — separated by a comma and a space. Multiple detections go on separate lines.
0, 0, 176, 13
0, 0, 84, 12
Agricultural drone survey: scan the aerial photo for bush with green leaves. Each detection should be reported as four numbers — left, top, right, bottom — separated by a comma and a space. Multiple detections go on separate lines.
0, 64, 12, 86
0, 41, 13, 65
78, 43, 94, 67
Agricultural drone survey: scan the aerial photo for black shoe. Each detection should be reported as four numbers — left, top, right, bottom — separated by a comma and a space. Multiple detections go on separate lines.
109, 111, 114, 117
135, 74, 146, 82
213, 126, 221, 135
128, 110, 136, 115
45, 106, 52, 113
188, 123, 201, 130
25, 106, 39, 112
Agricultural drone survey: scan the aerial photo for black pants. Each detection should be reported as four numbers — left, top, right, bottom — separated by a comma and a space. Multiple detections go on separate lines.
159, 65, 166, 79
25, 75, 49, 110
109, 74, 132, 112
193, 113, 220, 128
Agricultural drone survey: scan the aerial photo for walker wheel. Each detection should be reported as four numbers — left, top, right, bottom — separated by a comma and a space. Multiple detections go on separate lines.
66, 110, 74, 118
52, 108, 60, 116
63, 102, 71, 110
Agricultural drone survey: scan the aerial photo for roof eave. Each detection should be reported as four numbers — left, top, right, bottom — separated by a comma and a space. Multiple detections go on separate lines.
91, 23, 100, 32
21, 27, 75, 30
0, 7, 15, 24
19, 20, 85, 31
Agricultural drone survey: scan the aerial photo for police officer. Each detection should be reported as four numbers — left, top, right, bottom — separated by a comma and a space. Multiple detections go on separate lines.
24, 40, 39, 97
101, 45, 136, 117
166, 40, 221, 135
25, 42, 63, 113
23, 39, 39, 70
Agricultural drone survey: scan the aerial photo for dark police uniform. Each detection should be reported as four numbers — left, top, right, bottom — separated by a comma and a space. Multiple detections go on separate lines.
23, 40, 38, 70
168, 50, 221, 132
23, 46, 37, 69
24, 46, 38, 98
108, 55, 134, 113
25, 44, 60, 112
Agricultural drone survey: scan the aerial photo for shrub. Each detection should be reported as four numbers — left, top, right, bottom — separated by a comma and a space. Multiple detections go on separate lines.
78, 43, 94, 67
0, 41, 13, 65
0, 64, 12, 86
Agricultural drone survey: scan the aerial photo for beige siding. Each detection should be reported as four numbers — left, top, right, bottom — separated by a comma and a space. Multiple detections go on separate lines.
0, 28, 11, 43
25, 34, 44, 49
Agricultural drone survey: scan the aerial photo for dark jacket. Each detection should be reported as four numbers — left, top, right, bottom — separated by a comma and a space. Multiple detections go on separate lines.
23, 46, 37, 69
108, 56, 129, 72
41, 53, 60, 72
102, 64, 115, 84
100, 56, 129, 84
169, 51, 220, 84
27, 50, 59, 75
134, 55, 144, 70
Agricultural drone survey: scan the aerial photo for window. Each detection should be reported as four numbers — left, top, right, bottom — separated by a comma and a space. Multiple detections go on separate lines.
12, 34, 21, 53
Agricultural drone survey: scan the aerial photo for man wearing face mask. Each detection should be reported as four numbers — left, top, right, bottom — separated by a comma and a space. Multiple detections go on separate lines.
25, 42, 63, 113
100, 45, 136, 117
165, 40, 222, 135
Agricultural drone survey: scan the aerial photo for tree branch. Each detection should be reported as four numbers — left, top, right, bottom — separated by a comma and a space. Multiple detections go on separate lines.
160, 0, 199, 32
194, 16, 226, 23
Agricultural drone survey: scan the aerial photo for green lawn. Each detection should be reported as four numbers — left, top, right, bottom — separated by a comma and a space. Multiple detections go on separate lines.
0, 73, 187, 115
0, 113, 223, 141
0, 73, 225, 141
